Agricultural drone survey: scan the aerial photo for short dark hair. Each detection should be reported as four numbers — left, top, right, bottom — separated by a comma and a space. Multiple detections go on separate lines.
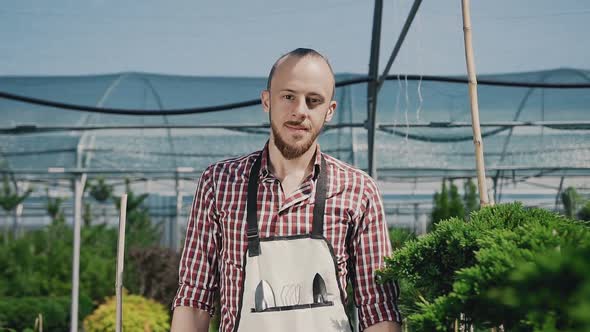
266, 48, 335, 99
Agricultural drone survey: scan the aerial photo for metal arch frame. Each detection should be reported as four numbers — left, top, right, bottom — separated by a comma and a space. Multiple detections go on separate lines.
70, 72, 188, 330
138, 76, 183, 252
70, 72, 131, 332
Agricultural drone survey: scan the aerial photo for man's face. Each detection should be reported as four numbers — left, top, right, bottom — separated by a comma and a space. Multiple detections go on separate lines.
261, 55, 337, 160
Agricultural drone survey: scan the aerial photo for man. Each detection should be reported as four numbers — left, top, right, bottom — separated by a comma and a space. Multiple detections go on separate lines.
171, 48, 402, 332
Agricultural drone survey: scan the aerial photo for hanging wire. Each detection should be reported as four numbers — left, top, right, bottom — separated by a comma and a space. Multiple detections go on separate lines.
415, 1, 424, 121
404, 74, 410, 141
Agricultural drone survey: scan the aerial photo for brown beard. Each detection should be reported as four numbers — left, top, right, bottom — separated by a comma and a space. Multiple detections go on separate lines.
269, 109, 325, 160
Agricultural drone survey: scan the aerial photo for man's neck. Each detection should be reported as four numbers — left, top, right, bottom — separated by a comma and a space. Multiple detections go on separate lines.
268, 139, 317, 182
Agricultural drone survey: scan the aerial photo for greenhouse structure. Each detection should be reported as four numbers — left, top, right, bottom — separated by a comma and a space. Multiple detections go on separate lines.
1, 68, 589, 241
1, 1, 589, 331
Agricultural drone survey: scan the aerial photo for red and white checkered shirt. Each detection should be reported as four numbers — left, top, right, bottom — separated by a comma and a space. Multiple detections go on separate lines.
173, 143, 401, 331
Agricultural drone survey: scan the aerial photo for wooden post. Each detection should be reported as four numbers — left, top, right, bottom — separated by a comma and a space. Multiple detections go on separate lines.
116, 194, 128, 332
461, 0, 491, 207
461, 2, 498, 330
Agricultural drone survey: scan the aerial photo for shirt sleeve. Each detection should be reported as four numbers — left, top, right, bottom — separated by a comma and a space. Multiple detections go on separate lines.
351, 177, 402, 330
172, 165, 220, 315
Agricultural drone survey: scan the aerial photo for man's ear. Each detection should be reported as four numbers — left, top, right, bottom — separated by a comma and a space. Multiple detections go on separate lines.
325, 100, 337, 122
261, 90, 270, 113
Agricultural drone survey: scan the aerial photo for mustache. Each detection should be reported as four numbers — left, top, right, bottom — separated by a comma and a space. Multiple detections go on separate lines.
283, 120, 311, 129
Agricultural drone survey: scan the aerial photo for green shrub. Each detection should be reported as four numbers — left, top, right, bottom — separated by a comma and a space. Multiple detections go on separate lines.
577, 201, 590, 221
388, 227, 417, 251
0, 222, 118, 303
561, 187, 579, 219
486, 245, 590, 332
83, 293, 170, 332
0, 296, 93, 332
430, 179, 478, 230
378, 203, 590, 331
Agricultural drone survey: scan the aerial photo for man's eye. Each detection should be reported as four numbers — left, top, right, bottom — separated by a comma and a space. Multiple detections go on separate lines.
308, 98, 322, 104
283, 95, 294, 100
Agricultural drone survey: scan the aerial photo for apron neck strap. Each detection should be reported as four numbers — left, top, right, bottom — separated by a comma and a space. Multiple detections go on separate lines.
246, 152, 328, 257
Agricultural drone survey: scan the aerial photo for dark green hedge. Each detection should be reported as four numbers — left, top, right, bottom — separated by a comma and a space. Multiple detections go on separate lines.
0, 296, 93, 332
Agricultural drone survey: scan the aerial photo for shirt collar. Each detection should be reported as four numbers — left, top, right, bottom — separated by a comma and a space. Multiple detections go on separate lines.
259, 141, 323, 180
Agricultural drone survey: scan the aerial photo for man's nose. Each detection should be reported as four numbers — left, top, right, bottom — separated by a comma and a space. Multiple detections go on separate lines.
292, 98, 308, 118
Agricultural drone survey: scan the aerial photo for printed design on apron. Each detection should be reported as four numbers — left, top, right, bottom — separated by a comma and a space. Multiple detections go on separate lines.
252, 273, 333, 313
234, 153, 353, 332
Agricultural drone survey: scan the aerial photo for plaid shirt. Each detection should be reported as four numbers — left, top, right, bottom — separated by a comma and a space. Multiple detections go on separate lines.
173, 143, 401, 331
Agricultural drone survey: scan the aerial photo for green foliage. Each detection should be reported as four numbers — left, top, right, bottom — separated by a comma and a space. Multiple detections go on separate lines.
431, 179, 478, 230
88, 177, 114, 225
577, 201, 590, 221
388, 227, 417, 251
486, 246, 590, 332
560, 187, 579, 219
88, 177, 113, 203
83, 202, 93, 226
387, 227, 420, 321
45, 191, 64, 222
209, 296, 221, 332
463, 178, 478, 219
0, 174, 32, 213
0, 174, 33, 241
448, 182, 465, 221
0, 296, 93, 332
559, 186, 590, 221
0, 221, 118, 304
83, 293, 170, 332
113, 179, 160, 248
431, 180, 450, 228
378, 203, 590, 331
114, 179, 148, 213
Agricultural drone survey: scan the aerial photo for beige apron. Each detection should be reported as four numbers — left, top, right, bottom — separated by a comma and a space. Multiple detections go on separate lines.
234, 154, 353, 332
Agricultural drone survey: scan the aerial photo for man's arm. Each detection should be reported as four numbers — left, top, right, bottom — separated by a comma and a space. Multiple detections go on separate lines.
171, 166, 220, 331
351, 177, 403, 331
171, 307, 210, 332
364, 321, 401, 332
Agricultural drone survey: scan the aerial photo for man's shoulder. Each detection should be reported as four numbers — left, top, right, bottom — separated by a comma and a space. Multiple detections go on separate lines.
322, 153, 378, 188
201, 150, 260, 179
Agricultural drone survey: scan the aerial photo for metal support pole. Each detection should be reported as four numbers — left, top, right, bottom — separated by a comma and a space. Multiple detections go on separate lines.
14, 203, 23, 238
116, 194, 128, 332
413, 203, 419, 233
70, 173, 85, 332
492, 175, 499, 203
376, 0, 424, 91
367, 0, 384, 178
12, 180, 21, 239
555, 176, 565, 211
173, 173, 182, 252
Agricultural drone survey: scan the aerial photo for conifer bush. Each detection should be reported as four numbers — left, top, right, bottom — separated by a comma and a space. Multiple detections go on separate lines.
378, 203, 590, 331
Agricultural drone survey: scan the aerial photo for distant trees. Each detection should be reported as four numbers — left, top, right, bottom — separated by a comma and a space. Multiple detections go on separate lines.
431, 178, 478, 230
0, 174, 33, 242
561, 186, 590, 221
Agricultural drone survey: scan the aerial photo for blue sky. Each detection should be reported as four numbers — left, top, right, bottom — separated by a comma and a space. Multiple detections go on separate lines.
1, 0, 589, 77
